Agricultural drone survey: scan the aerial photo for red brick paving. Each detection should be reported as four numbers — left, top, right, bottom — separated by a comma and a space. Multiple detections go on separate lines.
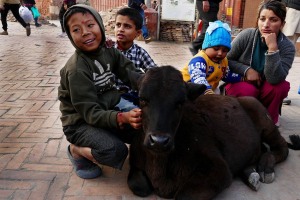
0, 21, 300, 200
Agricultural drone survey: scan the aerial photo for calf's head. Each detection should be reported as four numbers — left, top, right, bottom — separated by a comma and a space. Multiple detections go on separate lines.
129, 66, 206, 153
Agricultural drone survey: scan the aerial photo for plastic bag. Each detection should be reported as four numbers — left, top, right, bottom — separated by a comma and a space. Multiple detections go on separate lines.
19, 6, 33, 23
31, 6, 41, 18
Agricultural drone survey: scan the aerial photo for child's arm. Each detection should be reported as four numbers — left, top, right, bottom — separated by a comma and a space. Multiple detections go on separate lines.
222, 67, 244, 83
137, 47, 157, 72
188, 56, 214, 95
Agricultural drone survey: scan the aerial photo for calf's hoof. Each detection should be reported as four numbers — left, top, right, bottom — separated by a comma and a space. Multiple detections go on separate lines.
128, 171, 153, 197
248, 172, 261, 191
259, 171, 275, 183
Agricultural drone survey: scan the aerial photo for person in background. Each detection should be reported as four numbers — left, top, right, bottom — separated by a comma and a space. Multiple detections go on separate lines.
58, 4, 142, 179
225, 0, 295, 127
58, 0, 76, 37
128, 0, 152, 43
22, 0, 42, 27
181, 20, 242, 95
0, 0, 31, 36
189, 0, 223, 55
281, 0, 300, 105
114, 7, 156, 107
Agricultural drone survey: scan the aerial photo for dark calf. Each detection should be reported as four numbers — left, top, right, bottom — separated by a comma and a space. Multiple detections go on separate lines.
127, 66, 289, 200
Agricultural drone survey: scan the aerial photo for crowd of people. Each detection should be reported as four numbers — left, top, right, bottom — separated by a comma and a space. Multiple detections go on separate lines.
0, 0, 298, 181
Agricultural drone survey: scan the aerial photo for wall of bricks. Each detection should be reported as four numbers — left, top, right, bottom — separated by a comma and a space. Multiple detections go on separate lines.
33, 0, 283, 42
242, 0, 261, 28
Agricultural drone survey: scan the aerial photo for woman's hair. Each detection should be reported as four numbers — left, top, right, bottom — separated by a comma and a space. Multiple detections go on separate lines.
256, 0, 286, 27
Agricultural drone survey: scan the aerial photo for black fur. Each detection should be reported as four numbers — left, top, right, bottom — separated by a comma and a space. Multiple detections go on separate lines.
127, 66, 289, 200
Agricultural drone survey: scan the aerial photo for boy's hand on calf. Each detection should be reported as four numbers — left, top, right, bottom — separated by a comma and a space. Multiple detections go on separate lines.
117, 108, 142, 129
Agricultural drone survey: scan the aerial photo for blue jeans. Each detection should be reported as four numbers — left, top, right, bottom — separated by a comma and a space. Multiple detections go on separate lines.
138, 9, 150, 39
116, 97, 138, 112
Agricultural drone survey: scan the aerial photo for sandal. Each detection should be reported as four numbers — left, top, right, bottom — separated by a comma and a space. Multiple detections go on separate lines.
67, 145, 102, 179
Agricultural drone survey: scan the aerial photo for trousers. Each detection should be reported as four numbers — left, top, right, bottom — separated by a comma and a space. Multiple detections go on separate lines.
225, 80, 290, 124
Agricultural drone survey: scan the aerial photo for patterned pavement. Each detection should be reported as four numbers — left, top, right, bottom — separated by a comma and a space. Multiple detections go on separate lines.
0, 21, 299, 200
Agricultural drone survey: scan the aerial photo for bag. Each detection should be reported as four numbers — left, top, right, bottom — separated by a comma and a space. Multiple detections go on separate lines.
19, 6, 33, 23
31, 6, 41, 18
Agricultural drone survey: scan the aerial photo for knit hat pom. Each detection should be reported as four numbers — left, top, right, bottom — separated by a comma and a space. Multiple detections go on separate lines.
202, 20, 232, 50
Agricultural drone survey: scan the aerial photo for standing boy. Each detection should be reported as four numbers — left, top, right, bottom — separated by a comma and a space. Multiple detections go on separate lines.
0, 0, 31, 36
58, 4, 142, 179
128, 0, 151, 43
190, 0, 223, 55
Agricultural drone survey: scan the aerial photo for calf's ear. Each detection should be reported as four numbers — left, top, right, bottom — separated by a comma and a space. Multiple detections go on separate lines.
185, 82, 206, 101
127, 69, 145, 91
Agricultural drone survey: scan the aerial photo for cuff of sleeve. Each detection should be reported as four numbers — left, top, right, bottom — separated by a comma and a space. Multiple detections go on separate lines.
267, 50, 279, 54
243, 67, 251, 77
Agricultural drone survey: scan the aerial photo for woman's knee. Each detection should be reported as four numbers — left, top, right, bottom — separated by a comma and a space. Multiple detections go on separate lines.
263, 81, 290, 98
225, 82, 259, 97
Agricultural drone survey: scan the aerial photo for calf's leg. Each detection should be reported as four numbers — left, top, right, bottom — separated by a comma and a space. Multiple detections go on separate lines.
237, 97, 289, 183
175, 151, 232, 200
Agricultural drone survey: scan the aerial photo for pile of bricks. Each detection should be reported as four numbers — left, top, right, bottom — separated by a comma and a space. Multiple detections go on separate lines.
100, 5, 126, 37
159, 21, 192, 42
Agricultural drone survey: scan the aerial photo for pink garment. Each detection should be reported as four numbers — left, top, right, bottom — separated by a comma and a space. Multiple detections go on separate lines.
225, 81, 290, 124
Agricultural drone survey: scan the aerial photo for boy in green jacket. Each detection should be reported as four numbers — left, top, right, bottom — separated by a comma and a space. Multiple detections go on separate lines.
58, 4, 142, 179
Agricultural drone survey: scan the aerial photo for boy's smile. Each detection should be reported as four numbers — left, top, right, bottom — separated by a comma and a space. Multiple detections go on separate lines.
68, 12, 102, 52
115, 15, 141, 50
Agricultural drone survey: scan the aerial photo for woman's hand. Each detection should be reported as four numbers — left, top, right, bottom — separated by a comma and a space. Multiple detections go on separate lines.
245, 68, 262, 87
261, 33, 278, 52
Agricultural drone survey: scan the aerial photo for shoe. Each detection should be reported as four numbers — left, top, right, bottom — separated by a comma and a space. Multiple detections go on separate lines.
0, 31, 8, 35
35, 23, 42, 27
67, 145, 102, 179
26, 25, 31, 36
275, 120, 280, 127
58, 32, 67, 38
144, 36, 151, 44
282, 97, 291, 105
188, 45, 199, 56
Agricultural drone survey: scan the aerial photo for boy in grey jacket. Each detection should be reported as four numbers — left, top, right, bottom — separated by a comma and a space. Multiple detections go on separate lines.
58, 4, 142, 179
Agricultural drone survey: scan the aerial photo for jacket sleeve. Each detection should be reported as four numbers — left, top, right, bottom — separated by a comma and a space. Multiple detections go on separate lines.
187, 56, 213, 94
66, 62, 119, 128
110, 48, 142, 87
264, 36, 295, 84
227, 29, 253, 76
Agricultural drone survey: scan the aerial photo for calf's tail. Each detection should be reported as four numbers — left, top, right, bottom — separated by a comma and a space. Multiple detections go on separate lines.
287, 134, 300, 150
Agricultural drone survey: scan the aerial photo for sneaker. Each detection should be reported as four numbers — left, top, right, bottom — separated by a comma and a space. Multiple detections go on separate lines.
0, 31, 8, 35
282, 97, 291, 105
35, 23, 42, 27
58, 32, 67, 38
67, 145, 102, 179
275, 120, 280, 127
188, 45, 199, 56
26, 25, 31, 36
144, 36, 151, 44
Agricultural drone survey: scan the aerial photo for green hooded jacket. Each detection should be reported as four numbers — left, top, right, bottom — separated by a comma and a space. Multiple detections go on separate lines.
58, 4, 138, 128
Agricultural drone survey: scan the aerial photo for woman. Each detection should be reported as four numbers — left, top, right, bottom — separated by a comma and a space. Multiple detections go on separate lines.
225, 0, 295, 126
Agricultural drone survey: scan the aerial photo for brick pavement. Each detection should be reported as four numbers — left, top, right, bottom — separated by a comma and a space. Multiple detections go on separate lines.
0, 21, 299, 200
